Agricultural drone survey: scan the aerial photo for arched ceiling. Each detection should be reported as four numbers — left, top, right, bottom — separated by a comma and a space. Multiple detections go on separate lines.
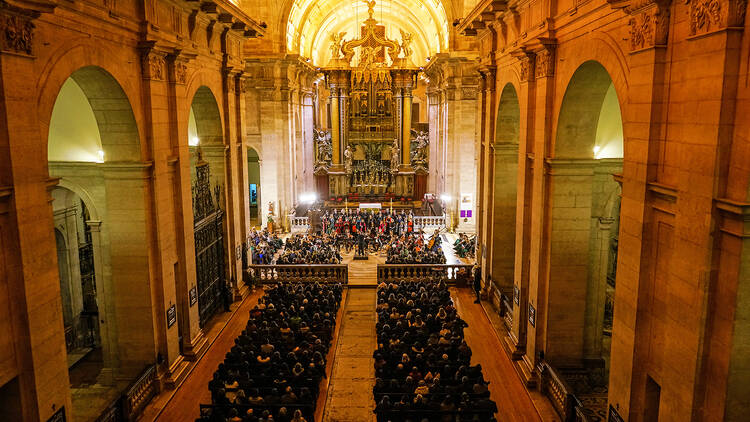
285, 0, 449, 66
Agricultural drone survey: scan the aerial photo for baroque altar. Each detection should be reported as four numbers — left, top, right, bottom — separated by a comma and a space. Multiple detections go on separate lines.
313, 0, 428, 201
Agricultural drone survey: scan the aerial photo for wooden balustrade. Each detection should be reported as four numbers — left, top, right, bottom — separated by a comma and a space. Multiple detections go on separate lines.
245, 264, 349, 285
377, 264, 473, 286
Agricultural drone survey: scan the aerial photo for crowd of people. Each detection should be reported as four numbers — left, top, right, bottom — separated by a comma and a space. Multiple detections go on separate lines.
197, 282, 343, 422
276, 234, 342, 265
386, 231, 447, 265
372, 280, 497, 422
452, 234, 476, 259
249, 228, 284, 265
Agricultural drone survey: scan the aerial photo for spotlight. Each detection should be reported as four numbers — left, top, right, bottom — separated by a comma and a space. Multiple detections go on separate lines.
440, 194, 451, 202
190, 137, 200, 146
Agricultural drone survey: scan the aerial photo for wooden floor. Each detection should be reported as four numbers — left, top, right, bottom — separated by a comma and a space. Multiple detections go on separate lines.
451, 287, 557, 422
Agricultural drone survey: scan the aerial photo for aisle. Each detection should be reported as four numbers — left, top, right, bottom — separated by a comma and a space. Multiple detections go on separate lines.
342, 251, 383, 287
451, 287, 558, 422
322, 288, 377, 421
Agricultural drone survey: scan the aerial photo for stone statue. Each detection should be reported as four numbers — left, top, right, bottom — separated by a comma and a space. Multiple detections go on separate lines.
314, 129, 332, 172
390, 139, 400, 174
400, 29, 414, 59
410, 129, 429, 170
344, 145, 354, 175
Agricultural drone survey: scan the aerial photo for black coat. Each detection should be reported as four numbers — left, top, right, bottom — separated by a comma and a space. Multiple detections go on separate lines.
473, 270, 482, 291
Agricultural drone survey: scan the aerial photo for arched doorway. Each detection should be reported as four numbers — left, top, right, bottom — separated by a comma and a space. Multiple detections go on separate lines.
188, 86, 229, 328
491, 83, 521, 290
547, 60, 623, 382
47, 66, 150, 420
247, 147, 261, 226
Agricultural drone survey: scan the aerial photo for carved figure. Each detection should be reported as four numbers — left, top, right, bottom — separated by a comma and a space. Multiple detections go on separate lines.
329, 32, 346, 60
399, 29, 414, 59
360, 45, 382, 68
314, 129, 332, 172
390, 139, 401, 174
410, 129, 429, 169
344, 145, 354, 175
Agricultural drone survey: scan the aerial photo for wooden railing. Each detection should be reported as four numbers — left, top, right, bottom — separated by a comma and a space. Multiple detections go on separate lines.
539, 361, 579, 422
245, 264, 348, 285
377, 264, 473, 286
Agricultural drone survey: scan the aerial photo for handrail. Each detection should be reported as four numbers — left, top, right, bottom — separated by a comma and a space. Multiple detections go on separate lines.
376, 263, 473, 286
245, 264, 348, 285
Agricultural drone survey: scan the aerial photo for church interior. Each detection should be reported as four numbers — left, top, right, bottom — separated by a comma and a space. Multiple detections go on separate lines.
1, 0, 750, 421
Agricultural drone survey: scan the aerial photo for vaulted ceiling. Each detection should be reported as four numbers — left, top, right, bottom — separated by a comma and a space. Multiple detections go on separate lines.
240, 0, 466, 66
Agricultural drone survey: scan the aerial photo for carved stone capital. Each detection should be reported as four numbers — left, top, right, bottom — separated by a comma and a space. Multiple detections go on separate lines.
626, 1, 671, 50
517, 54, 535, 83
685, 0, 747, 36
141, 48, 167, 81
0, 2, 38, 55
534, 48, 555, 79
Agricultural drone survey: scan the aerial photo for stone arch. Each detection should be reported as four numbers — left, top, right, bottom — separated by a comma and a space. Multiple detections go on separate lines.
37, 43, 145, 165
544, 59, 625, 376
189, 86, 225, 146
490, 83, 521, 290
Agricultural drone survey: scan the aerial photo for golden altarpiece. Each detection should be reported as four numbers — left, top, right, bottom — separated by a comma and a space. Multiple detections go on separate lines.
313, 1, 426, 202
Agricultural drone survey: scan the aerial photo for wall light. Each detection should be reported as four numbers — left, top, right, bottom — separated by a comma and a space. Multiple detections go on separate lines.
593, 145, 601, 159
190, 136, 201, 146
97, 150, 105, 163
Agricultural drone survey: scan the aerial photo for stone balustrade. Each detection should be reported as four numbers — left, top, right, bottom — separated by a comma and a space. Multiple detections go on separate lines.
376, 263, 473, 286
413, 214, 446, 230
289, 213, 446, 232
291, 216, 309, 231
245, 264, 348, 285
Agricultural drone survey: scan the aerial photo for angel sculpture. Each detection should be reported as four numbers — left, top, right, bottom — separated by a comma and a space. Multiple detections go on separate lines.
329, 32, 346, 60
400, 29, 414, 59
344, 145, 354, 175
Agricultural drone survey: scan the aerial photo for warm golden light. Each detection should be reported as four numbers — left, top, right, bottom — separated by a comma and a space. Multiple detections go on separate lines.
286, 0, 448, 66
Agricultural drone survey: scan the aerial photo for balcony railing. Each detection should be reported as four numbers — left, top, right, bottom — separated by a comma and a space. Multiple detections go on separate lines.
245, 264, 348, 285
376, 264, 473, 286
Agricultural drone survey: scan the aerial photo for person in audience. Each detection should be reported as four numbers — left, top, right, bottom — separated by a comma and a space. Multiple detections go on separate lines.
196, 282, 342, 422
372, 280, 497, 421
473, 264, 482, 304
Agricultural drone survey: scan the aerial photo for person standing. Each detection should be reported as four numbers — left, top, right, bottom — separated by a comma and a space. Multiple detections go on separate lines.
473, 264, 482, 304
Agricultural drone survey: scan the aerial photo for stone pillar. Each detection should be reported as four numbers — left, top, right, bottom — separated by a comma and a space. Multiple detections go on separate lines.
167, 54, 206, 361
478, 66, 496, 289
0, 2, 73, 418
86, 220, 116, 384
584, 216, 615, 360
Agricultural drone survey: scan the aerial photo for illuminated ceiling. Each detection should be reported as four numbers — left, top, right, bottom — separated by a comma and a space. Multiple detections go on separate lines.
285, 0, 449, 66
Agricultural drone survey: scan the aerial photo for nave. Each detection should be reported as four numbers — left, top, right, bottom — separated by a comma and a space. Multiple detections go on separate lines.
145, 258, 552, 421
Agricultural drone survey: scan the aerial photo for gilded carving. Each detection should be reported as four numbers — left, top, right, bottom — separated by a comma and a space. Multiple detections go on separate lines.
1, 13, 34, 54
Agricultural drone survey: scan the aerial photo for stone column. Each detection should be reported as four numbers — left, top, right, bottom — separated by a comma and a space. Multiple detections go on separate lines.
221, 66, 243, 298
86, 220, 116, 384
168, 54, 206, 361
478, 66, 496, 289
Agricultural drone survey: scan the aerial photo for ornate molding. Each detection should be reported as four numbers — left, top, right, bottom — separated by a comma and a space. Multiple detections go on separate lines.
535, 48, 555, 78
627, 1, 671, 50
518, 54, 535, 83
685, 0, 747, 36
141, 51, 166, 81
174, 61, 188, 84
0, 4, 37, 55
